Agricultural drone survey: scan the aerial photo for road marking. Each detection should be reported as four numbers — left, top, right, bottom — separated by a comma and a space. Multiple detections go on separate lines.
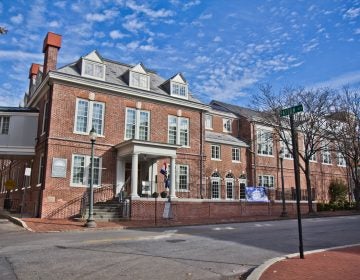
83, 232, 188, 244
212, 226, 235, 231
254, 223, 272, 227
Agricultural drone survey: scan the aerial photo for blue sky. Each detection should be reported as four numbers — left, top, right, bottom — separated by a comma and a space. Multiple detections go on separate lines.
0, 0, 359, 107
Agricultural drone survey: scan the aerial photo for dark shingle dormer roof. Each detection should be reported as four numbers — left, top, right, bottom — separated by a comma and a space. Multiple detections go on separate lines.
210, 100, 265, 121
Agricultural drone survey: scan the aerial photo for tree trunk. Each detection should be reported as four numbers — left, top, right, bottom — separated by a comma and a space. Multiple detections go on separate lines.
354, 185, 360, 210
305, 160, 314, 213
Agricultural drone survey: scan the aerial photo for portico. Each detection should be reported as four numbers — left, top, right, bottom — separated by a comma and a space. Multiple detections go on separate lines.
115, 140, 179, 199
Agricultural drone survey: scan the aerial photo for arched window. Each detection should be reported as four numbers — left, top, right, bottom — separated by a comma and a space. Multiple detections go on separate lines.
211, 171, 221, 199
225, 173, 234, 200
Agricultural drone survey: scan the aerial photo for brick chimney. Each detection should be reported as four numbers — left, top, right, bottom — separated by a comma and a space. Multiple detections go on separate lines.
42, 32, 62, 79
28, 63, 41, 93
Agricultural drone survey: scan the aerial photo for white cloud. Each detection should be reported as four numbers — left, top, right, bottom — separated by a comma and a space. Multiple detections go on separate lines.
199, 13, 212, 20
53, 1, 66, 8
86, 9, 119, 22
213, 36, 222, 42
195, 56, 210, 63
310, 71, 360, 89
343, 7, 360, 19
139, 45, 157, 51
127, 41, 140, 50
355, 28, 360, 35
0, 50, 43, 61
302, 39, 319, 53
126, 1, 174, 18
123, 18, 145, 32
183, 0, 201, 10
49, 20, 61, 28
10, 14, 23, 24
109, 30, 127, 39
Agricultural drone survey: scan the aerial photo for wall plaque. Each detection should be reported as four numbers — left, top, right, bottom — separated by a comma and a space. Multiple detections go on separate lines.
52, 158, 67, 178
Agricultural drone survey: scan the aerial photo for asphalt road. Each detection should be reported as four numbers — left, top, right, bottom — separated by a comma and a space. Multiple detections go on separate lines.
0, 215, 360, 280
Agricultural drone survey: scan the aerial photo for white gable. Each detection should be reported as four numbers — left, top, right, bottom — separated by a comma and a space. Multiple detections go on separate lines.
171, 73, 186, 84
83, 50, 103, 63
131, 63, 147, 74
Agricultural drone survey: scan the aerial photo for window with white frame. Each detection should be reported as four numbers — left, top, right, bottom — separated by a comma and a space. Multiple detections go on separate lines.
0, 116, 10, 134
205, 114, 213, 129
225, 173, 234, 199
171, 82, 187, 98
75, 99, 105, 135
223, 118, 232, 133
280, 133, 293, 159
309, 152, 317, 162
38, 153, 45, 185
257, 129, 273, 156
211, 144, 221, 160
71, 155, 102, 186
211, 172, 221, 199
232, 147, 240, 162
258, 175, 274, 188
168, 116, 189, 146
130, 71, 150, 90
177, 165, 189, 191
82, 60, 105, 80
125, 108, 150, 141
337, 152, 346, 167
41, 101, 48, 134
321, 145, 332, 164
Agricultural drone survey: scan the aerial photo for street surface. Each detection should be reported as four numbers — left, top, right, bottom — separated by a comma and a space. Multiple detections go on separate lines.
0, 215, 359, 279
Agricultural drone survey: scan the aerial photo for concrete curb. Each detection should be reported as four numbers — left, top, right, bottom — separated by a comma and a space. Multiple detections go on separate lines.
0, 212, 34, 232
247, 243, 360, 280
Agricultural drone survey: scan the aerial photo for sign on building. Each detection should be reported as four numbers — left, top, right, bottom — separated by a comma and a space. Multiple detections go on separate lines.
51, 158, 67, 178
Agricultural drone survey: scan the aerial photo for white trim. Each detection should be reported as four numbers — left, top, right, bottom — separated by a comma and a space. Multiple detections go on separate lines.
176, 164, 189, 191
211, 144, 221, 160
70, 154, 102, 187
41, 101, 48, 134
129, 70, 150, 91
74, 98, 105, 136
81, 58, 106, 81
170, 80, 188, 99
125, 107, 150, 141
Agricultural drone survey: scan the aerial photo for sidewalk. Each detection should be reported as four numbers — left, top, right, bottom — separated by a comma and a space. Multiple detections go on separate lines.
251, 244, 360, 280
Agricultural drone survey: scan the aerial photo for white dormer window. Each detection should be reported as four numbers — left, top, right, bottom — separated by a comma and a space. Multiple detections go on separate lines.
129, 63, 150, 90
81, 51, 106, 81
171, 82, 187, 97
169, 73, 188, 99
130, 71, 150, 90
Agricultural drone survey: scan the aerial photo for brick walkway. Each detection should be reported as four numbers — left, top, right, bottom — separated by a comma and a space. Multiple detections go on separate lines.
259, 246, 360, 280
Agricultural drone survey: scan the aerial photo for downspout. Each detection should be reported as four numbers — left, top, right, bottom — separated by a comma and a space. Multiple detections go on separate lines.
37, 83, 53, 218
200, 111, 204, 199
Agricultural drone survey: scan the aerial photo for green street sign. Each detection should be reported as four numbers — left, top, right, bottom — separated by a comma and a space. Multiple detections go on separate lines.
280, 104, 303, 117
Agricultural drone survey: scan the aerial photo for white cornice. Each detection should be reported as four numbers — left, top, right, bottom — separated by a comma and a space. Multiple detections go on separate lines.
27, 74, 50, 107
48, 72, 210, 111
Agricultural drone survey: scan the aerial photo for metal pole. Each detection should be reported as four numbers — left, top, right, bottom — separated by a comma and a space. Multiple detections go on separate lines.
21, 163, 28, 218
85, 139, 96, 228
280, 157, 288, 217
290, 114, 304, 259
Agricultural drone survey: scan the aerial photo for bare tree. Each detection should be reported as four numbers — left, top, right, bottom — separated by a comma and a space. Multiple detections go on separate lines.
0, 27, 8, 35
252, 84, 335, 213
328, 87, 360, 209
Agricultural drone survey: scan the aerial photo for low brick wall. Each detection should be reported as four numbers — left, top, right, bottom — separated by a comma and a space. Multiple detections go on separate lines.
130, 198, 313, 222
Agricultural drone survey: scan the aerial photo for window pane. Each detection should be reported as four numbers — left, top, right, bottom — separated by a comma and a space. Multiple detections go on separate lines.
178, 165, 188, 190
212, 180, 220, 199
85, 62, 94, 76
126, 109, 136, 139
257, 130, 273, 155
168, 116, 177, 144
139, 111, 149, 140
132, 72, 148, 89
1, 116, 10, 134
179, 118, 189, 146
88, 157, 100, 186
232, 148, 240, 161
226, 181, 233, 199
76, 100, 88, 132
205, 115, 212, 129
92, 103, 104, 135
72, 156, 85, 184
94, 64, 104, 78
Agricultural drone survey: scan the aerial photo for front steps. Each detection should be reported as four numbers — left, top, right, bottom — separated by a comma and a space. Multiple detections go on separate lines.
83, 199, 130, 222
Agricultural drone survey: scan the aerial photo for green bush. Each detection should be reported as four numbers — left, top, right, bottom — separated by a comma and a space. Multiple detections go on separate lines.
329, 179, 348, 203
160, 191, 167, 198
152, 192, 159, 198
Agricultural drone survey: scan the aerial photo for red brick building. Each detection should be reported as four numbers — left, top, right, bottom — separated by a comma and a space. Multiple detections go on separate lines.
0, 32, 350, 222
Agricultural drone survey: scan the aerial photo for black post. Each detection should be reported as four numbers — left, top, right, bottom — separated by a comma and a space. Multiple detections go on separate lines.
290, 114, 304, 259
85, 134, 97, 228
280, 156, 288, 217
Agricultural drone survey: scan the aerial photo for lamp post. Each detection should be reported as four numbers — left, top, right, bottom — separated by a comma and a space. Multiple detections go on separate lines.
279, 149, 288, 217
85, 127, 97, 228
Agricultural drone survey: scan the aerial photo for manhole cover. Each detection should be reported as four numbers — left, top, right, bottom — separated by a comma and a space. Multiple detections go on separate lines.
166, 239, 186, 243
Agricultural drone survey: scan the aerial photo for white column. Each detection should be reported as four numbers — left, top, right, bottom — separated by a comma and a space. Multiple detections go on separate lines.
170, 157, 176, 199
131, 153, 139, 198
116, 158, 125, 196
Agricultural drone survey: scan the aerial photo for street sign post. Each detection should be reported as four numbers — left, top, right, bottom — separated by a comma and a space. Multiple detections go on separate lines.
280, 104, 304, 259
280, 104, 303, 117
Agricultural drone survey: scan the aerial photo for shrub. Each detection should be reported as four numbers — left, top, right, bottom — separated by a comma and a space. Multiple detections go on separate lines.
329, 179, 348, 203
152, 192, 159, 198
160, 191, 167, 198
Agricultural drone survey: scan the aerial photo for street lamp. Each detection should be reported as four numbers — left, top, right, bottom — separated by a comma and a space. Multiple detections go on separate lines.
85, 127, 97, 228
279, 149, 288, 217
